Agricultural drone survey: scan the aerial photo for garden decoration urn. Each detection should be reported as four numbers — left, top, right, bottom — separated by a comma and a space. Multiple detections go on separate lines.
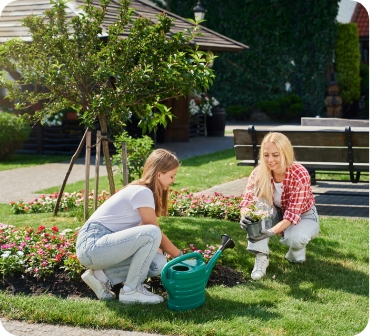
161, 234, 235, 311
324, 81, 342, 118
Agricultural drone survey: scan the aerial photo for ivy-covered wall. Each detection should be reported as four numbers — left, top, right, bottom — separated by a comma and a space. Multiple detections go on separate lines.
153, 0, 339, 117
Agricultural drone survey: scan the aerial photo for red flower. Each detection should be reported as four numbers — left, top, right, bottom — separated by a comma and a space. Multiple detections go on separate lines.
36, 225, 46, 233
51, 226, 59, 232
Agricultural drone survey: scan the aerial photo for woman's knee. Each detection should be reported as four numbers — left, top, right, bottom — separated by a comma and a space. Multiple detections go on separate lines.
148, 252, 167, 276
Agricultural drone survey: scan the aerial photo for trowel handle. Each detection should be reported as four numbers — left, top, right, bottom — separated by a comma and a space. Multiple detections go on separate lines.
161, 252, 204, 289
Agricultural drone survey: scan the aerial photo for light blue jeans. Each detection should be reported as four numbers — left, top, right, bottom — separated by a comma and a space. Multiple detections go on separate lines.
76, 221, 167, 288
247, 206, 320, 261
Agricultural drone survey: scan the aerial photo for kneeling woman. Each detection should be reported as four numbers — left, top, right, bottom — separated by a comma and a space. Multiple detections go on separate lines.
240, 132, 320, 280
76, 149, 182, 304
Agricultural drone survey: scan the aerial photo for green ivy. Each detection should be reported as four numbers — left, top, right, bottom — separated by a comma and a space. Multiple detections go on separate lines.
159, 0, 339, 117
335, 23, 361, 105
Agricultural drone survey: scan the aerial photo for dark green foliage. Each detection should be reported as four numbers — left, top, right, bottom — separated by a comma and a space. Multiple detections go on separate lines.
166, 0, 339, 116
335, 23, 361, 105
0, 112, 31, 160
225, 105, 252, 121
359, 63, 369, 116
257, 94, 303, 122
112, 132, 154, 183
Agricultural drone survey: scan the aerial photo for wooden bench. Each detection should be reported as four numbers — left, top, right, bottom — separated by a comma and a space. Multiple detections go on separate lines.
233, 125, 369, 184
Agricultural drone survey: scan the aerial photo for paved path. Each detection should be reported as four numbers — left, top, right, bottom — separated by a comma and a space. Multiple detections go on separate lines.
0, 123, 369, 335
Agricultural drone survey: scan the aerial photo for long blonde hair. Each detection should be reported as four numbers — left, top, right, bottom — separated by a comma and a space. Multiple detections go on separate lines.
131, 148, 179, 216
254, 132, 295, 205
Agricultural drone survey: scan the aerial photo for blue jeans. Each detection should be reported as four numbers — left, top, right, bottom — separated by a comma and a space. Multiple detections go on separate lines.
247, 206, 320, 261
76, 222, 167, 288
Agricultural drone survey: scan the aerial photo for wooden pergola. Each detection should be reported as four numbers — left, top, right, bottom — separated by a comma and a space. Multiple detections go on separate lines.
0, 0, 249, 142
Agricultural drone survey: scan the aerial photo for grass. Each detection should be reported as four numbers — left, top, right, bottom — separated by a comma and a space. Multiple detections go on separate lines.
0, 148, 369, 335
0, 211, 368, 336
0, 154, 71, 172
37, 149, 253, 194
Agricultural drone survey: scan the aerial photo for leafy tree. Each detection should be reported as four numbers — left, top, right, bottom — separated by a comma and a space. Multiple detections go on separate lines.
0, 0, 215, 194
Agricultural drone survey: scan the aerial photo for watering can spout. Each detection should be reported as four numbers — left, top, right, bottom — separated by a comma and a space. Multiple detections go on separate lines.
205, 234, 235, 282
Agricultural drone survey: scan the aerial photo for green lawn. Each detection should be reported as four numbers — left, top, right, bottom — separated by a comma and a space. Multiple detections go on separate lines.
0, 211, 368, 336
0, 148, 369, 335
37, 149, 253, 195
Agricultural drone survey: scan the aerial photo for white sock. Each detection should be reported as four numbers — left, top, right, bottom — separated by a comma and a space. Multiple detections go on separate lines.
122, 285, 134, 293
256, 253, 268, 260
94, 270, 109, 283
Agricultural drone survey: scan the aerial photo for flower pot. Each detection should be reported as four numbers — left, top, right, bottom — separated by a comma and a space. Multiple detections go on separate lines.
206, 106, 225, 137
65, 111, 78, 121
246, 221, 262, 238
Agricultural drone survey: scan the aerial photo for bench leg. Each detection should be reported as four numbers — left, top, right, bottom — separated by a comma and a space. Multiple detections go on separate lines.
350, 171, 361, 183
309, 170, 316, 185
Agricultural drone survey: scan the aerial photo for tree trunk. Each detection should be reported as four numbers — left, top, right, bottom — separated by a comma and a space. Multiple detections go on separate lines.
98, 114, 116, 195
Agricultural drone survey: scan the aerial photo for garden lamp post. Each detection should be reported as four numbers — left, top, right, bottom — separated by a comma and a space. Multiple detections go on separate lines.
193, 1, 206, 20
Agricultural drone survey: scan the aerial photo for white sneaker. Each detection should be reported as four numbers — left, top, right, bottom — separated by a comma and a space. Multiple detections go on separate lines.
81, 269, 115, 300
251, 254, 269, 280
119, 284, 164, 304
286, 247, 306, 263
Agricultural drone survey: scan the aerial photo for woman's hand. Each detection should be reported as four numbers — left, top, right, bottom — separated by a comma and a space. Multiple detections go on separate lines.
248, 229, 274, 243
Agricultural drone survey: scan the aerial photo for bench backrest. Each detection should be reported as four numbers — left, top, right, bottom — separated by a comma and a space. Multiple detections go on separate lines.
233, 126, 369, 164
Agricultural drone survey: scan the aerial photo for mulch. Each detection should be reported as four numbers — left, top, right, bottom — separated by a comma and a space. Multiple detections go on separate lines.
0, 265, 246, 299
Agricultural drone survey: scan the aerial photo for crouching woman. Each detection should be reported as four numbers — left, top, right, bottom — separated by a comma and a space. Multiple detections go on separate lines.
76, 149, 182, 304
240, 132, 320, 280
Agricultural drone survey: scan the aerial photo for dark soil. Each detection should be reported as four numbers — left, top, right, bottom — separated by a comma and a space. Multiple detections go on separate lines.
0, 265, 246, 299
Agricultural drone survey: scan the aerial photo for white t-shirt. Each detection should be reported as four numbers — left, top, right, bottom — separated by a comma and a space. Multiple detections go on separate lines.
273, 182, 283, 208
87, 185, 155, 232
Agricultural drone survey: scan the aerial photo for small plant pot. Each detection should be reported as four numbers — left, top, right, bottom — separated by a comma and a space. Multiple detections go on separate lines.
246, 221, 262, 238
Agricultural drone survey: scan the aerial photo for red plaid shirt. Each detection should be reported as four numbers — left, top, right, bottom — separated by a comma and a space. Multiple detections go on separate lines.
240, 163, 315, 224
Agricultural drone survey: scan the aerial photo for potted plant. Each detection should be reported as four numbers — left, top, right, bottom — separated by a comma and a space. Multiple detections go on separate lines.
188, 90, 220, 137
241, 198, 273, 238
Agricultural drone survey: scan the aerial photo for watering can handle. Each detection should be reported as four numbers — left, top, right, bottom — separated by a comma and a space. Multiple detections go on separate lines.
161, 252, 204, 290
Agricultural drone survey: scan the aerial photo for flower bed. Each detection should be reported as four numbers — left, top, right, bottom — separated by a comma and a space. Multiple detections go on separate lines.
0, 223, 223, 280
10, 189, 243, 223
10, 190, 111, 214
3, 190, 243, 278
169, 189, 242, 222
0, 224, 83, 279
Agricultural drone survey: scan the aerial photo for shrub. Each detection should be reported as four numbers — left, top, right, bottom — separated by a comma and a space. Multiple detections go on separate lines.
335, 23, 361, 105
359, 63, 369, 117
257, 94, 303, 122
0, 112, 31, 160
226, 105, 252, 121
112, 131, 154, 183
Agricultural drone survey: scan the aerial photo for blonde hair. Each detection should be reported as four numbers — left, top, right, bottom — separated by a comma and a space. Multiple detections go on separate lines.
254, 132, 295, 205
131, 148, 179, 216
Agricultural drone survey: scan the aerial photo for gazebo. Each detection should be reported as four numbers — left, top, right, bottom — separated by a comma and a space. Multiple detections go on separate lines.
0, 0, 248, 147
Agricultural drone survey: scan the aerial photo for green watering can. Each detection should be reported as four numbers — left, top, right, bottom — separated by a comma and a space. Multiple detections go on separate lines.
161, 234, 235, 311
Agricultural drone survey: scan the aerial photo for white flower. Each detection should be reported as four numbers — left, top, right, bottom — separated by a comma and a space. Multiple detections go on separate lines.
1, 251, 11, 259
17, 251, 24, 257
188, 90, 220, 116
60, 229, 73, 235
